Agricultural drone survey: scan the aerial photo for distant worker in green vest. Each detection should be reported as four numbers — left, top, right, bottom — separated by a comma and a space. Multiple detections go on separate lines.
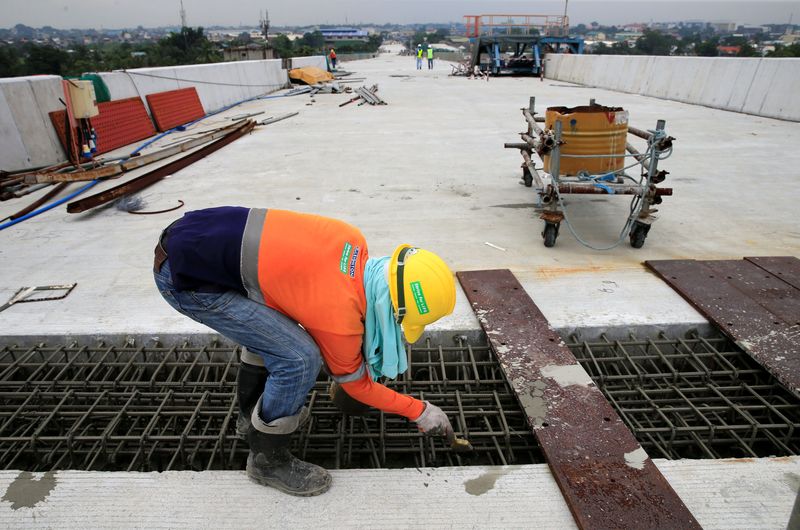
329, 48, 337, 70
426, 45, 434, 69
416, 44, 423, 70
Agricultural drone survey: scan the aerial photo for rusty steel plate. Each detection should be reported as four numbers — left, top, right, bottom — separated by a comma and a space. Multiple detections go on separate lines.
646, 259, 800, 394
746, 256, 800, 291
457, 269, 700, 530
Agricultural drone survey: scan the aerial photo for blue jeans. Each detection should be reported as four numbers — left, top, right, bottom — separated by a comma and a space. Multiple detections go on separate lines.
154, 259, 322, 423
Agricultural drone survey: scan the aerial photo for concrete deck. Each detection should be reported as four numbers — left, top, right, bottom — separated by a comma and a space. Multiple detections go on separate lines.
2, 51, 798, 341
1, 458, 797, 529
1, 51, 799, 528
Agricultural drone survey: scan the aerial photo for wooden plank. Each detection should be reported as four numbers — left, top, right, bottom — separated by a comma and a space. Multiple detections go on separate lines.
646, 259, 800, 394
457, 269, 700, 530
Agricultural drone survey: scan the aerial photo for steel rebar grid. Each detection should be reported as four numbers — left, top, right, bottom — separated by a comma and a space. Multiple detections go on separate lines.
0, 339, 541, 472
569, 331, 800, 459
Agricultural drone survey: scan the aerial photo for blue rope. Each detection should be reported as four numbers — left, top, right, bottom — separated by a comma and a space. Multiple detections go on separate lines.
0, 180, 100, 232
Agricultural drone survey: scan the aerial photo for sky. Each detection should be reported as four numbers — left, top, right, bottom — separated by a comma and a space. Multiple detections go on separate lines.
1, 1, 798, 29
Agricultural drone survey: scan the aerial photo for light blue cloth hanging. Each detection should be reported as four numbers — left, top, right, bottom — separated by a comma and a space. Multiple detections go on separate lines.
362, 257, 407, 379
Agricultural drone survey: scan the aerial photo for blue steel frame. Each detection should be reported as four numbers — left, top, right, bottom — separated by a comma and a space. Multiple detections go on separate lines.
470, 36, 584, 75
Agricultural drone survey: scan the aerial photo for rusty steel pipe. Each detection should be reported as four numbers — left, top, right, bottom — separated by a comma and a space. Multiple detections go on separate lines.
558, 183, 672, 196
9, 182, 70, 220
504, 142, 531, 150
67, 121, 255, 213
522, 109, 545, 136
625, 142, 650, 168
521, 151, 544, 189
627, 126, 653, 141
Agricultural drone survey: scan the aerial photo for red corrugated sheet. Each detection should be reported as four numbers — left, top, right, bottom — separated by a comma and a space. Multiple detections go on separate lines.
49, 97, 156, 156
146, 87, 205, 132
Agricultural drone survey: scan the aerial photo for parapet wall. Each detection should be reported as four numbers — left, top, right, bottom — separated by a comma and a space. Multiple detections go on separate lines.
0, 76, 68, 171
95, 58, 290, 115
0, 57, 327, 172
545, 54, 800, 122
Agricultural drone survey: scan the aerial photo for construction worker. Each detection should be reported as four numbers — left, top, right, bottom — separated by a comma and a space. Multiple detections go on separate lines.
416, 44, 423, 70
152, 207, 457, 496
329, 48, 337, 70
427, 45, 434, 69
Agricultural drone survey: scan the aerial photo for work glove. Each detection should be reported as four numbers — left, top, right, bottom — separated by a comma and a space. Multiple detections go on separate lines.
413, 401, 454, 438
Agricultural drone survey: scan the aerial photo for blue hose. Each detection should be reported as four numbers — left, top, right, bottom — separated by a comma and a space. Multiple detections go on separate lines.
0, 180, 100, 232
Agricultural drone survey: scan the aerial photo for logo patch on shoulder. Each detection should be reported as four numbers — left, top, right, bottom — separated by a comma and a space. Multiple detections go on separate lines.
348, 246, 360, 278
339, 242, 353, 274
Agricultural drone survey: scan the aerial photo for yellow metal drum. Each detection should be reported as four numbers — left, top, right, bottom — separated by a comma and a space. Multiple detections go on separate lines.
543, 105, 629, 176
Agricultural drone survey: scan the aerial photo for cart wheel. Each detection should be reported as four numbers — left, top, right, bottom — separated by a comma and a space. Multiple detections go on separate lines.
543, 222, 559, 247
522, 167, 533, 187
629, 221, 651, 249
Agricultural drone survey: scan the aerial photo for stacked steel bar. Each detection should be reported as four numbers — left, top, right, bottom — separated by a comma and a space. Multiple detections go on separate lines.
0, 339, 541, 472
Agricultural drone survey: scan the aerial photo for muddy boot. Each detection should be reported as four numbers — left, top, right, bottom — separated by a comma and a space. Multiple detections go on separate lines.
247, 401, 331, 496
236, 348, 268, 438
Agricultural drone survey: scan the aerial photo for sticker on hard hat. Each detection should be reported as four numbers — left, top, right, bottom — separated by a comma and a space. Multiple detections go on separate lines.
339, 242, 353, 274
410, 281, 429, 315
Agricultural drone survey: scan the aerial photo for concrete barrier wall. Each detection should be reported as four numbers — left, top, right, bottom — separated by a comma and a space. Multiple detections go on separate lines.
0, 57, 328, 171
0, 76, 67, 172
545, 55, 800, 122
289, 56, 328, 70
95, 58, 289, 114
338, 53, 378, 62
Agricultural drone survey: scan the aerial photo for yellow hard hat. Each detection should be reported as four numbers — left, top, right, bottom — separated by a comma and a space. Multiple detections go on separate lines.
388, 244, 456, 343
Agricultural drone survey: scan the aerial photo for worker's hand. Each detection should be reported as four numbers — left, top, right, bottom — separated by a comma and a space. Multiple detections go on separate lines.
413, 401, 454, 438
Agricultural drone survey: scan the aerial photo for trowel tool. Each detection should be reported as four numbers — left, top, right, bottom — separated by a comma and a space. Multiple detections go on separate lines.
446, 430, 474, 452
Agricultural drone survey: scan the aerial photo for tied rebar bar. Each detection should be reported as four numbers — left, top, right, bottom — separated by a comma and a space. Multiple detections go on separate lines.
0, 338, 540, 472
571, 331, 800, 459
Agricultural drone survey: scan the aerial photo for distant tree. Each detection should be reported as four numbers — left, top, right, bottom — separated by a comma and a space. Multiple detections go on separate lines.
737, 43, 758, 57
299, 31, 325, 52
597, 41, 635, 55
635, 29, 677, 56
271, 34, 293, 58
158, 27, 221, 65
23, 44, 69, 75
695, 38, 719, 57
768, 43, 800, 57
0, 44, 22, 77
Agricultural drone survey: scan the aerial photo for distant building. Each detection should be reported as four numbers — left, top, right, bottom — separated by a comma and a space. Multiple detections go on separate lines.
780, 32, 799, 45
717, 45, 741, 56
615, 32, 643, 44
711, 22, 737, 33
320, 27, 369, 42
223, 44, 276, 62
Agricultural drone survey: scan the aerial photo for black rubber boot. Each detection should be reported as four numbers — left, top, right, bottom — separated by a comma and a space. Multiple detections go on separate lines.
236, 361, 268, 438
246, 409, 331, 496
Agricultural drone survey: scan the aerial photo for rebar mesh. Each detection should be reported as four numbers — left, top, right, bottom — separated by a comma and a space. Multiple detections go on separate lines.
570, 331, 800, 459
0, 339, 540, 472
1, 331, 797, 472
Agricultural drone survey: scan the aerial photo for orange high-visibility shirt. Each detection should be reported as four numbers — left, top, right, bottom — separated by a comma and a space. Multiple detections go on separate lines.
255, 209, 424, 419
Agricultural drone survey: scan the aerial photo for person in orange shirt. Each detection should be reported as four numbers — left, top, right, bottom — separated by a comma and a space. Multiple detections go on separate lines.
153, 207, 456, 496
329, 48, 337, 69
